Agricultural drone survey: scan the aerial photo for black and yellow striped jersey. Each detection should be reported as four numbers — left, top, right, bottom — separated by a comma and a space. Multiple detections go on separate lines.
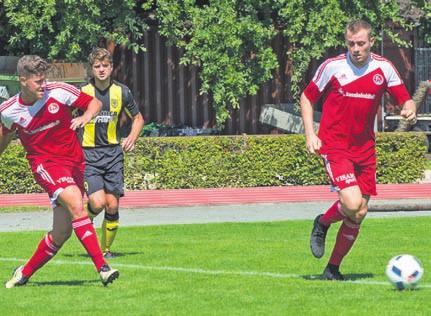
78, 79, 140, 148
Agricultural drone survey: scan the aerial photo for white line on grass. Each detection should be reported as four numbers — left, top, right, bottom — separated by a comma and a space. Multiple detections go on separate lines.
0, 257, 429, 289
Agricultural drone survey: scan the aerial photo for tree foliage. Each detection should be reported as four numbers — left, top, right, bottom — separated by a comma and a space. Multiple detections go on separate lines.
0, 0, 149, 61
0, 1, 428, 125
155, 0, 424, 124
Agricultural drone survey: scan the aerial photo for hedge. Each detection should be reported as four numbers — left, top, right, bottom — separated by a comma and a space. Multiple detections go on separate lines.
0, 133, 427, 194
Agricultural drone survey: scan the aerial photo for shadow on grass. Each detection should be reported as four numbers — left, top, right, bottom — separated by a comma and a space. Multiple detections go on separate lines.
30, 279, 100, 287
62, 251, 142, 259
302, 273, 374, 281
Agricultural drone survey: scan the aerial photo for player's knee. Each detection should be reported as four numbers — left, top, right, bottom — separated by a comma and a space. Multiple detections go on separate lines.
354, 207, 368, 223
105, 204, 119, 215
341, 198, 362, 215
89, 199, 106, 213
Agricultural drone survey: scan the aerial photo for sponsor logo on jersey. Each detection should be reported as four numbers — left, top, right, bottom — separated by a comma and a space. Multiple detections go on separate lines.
335, 173, 356, 184
93, 111, 118, 123
48, 103, 60, 114
57, 176, 75, 184
338, 88, 375, 100
373, 74, 384, 85
23, 120, 60, 135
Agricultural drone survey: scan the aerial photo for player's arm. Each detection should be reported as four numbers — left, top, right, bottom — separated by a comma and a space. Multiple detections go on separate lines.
70, 97, 102, 130
122, 112, 144, 152
0, 126, 14, 156
300, 92, 321, 155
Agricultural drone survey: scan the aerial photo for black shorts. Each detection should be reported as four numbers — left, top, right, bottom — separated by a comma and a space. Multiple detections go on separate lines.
83, 146, 125, 197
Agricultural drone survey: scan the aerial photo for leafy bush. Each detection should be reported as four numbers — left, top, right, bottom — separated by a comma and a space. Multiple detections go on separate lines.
0, 133, 427, 194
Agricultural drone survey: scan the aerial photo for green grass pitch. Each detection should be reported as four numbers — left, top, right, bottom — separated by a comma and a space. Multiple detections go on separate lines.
0, 216, 430, 315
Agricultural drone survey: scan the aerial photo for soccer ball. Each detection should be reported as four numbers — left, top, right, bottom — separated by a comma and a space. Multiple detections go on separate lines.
385, 254, 424, 290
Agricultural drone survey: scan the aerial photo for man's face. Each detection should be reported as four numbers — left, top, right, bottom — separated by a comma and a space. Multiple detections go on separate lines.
92, 59, 113, 82
345, 28, 375, 68
20, 73, 46, 102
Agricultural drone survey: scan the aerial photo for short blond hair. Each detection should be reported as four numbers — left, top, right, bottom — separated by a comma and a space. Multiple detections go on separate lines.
345, 20, 373, 39
88, 47, 113, 66
17, 55, 50, 77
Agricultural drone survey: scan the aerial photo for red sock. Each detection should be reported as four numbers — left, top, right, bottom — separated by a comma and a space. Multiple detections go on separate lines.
320, 200, 346, 226
72, 216, 105, 271
22, 233, 58, 278
328, 219, 360, 266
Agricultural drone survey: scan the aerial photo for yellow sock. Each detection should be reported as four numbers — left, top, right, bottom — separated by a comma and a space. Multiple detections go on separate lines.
101, 216, 119, 252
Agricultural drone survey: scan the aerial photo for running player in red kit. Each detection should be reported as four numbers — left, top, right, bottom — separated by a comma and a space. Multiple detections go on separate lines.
0, 55, 120, 288
301, 20, 417, 280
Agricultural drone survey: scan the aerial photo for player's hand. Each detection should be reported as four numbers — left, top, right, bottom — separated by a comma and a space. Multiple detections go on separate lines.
400, 108, 417, 125
121, 137, 136, 152
70, 114, 92, 130
305, 133, 322, 155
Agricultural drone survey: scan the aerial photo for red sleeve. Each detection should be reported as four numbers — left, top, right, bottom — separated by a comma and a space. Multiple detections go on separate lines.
303, 81, 322, 105
72, 91, 94, 111
387, 84, 411, 106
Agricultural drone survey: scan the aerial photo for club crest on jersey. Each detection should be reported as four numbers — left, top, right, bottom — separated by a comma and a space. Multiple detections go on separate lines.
48, 103, 59, 114
111, 99, 119, 109
373, 74, 384, 86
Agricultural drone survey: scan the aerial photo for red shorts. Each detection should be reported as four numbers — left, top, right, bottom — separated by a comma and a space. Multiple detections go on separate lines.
30, 161, 85, 207
321, 151, 377, 196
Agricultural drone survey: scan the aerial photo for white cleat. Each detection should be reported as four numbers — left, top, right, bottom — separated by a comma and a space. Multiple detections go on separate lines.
5, 266, 29, 289
99, 264, 119, 286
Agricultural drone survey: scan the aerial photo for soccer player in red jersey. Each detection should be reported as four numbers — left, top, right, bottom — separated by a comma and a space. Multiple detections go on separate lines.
0, 55, 120, 288
301, 20, 417, 280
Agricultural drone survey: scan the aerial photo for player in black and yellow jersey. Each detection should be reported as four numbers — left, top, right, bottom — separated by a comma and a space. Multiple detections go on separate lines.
79, 48, 144, 258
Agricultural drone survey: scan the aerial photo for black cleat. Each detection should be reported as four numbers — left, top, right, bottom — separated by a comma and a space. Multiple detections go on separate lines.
322, 264, 345, 281
310, 214, 329, 258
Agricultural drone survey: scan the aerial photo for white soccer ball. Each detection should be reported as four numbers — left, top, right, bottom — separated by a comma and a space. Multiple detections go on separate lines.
385, 254, 424, 290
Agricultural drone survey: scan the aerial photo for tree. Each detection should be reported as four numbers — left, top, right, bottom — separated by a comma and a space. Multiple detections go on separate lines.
0, 0, 150, 61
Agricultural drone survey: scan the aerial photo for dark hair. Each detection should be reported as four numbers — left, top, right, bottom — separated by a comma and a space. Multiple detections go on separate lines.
17, 55, 50, 77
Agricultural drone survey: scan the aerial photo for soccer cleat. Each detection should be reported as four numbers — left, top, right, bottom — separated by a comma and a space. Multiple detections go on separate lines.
310, 214, 329, 258
5, 266, 29, 289
99, 264, 119, 286
322, 264, 345, 281
103, 251, 114, 259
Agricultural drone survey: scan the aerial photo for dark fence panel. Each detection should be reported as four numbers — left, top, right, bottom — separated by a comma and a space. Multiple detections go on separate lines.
415, 48, 431, 113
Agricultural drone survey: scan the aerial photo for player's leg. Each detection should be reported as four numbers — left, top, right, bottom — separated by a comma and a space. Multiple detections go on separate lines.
322, 187, 368, 280
101, 194, 120, 257
6, 163, 71, 288
323, 157, 376, 280
59, 185, 119, 285
310, 154, 350, 258
100, 160, 124, 257
12, 206, 73, 285
84, 163, 106, 220
58, 185, 105, 268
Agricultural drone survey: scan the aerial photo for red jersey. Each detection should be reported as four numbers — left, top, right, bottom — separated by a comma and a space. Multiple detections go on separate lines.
303, 52, 411, 155
0, 82, 93, 165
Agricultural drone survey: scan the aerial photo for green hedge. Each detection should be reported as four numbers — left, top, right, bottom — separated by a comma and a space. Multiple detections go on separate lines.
0, 133, 427, 194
